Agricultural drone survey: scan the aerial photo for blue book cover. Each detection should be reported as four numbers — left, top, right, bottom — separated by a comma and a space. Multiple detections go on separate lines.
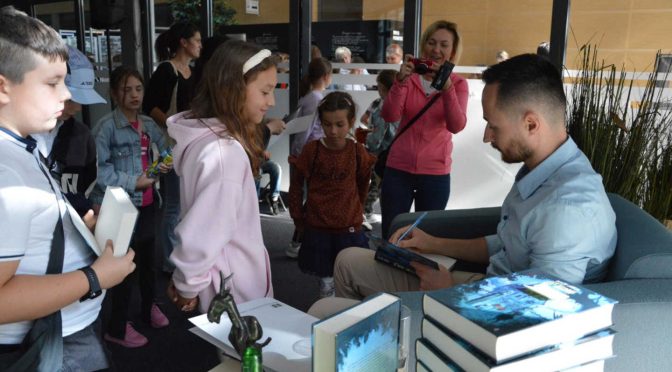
334, 297, 400, 371
370, 234, 456, 276
423, 270, 617, 361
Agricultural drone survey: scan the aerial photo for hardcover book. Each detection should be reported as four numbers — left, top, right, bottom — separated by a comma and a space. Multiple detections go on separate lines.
370, 234, 456, 276
66, 186, 137, 256
423, 270, 617, 362
422, 316, 615, 372
415, 337, 464, 371
95, 186, 138, 256
312, 292, 401, 372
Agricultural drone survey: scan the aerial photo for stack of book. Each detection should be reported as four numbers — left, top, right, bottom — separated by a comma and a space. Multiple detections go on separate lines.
415, 270, 617, 372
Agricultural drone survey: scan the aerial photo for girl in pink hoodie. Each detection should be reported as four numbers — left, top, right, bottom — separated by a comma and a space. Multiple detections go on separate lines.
166, 40, 277, 313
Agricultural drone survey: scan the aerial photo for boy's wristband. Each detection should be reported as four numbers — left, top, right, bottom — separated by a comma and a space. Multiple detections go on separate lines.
79, 266, 102, 302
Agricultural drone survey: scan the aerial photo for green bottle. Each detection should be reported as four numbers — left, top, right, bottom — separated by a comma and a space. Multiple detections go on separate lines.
242, 346, 263, 372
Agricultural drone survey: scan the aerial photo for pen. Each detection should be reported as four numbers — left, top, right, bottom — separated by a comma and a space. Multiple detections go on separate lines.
395, 211, 428, 245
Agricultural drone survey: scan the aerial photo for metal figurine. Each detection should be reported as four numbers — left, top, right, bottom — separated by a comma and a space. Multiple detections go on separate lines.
207, 272, 271, 358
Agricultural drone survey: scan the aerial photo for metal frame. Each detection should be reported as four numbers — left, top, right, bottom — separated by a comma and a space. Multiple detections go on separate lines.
550, 0, 571, 72
200, 0, 213, 38
403, 0, 422, 57
289, 0, 311, 113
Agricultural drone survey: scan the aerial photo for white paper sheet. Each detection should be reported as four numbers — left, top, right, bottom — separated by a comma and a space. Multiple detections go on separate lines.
189, 297, 317, 372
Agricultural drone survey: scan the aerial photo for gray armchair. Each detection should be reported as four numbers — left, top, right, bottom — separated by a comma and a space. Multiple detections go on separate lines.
392, 193, 672, 372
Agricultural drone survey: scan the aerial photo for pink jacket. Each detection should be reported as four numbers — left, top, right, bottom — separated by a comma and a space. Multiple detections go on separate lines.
167, 112, 273, 312
381, 73, 468, 175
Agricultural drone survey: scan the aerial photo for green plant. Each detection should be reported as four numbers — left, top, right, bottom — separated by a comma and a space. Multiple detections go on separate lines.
169, 0, 237, 31
567, 45, 672, 222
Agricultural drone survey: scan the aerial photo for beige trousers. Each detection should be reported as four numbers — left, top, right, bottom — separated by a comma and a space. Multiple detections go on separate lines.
309, 247, 484, 319
333, 247, 484, 300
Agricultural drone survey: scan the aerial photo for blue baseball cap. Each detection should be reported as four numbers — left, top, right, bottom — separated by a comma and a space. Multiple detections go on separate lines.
65, 46, 106, 105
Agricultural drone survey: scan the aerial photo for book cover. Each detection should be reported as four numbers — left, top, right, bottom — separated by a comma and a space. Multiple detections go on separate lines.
95, 186, 138, 257
423, 270, 617, 362
415, 338, 465, 372
189, 297, 317, 372
370, 234, 456, 276
312, 292, 400, 372
422, 316, 615, 372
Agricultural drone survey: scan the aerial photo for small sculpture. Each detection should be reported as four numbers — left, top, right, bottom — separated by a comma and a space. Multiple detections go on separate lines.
207, 272, 271, 357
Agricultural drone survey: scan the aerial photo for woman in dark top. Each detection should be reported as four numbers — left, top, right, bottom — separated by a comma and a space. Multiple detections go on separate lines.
144, 22, 202, 127
143, 22, 201, 273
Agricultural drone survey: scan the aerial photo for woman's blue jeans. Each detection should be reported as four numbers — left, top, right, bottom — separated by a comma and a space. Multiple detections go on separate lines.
380, 167, 451, 239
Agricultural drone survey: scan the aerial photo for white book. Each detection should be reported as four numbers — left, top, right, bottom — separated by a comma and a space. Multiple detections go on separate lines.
189, 297, 317, 372
66, 186, 137, 256
312, 292, 401, 372
95, 187, 138, 256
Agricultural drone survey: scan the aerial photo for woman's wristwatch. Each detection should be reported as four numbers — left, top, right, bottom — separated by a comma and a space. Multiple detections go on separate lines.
79, 266, 102, 302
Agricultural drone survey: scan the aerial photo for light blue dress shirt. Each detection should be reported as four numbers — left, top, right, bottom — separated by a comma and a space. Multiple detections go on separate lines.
485, 137, 617, 284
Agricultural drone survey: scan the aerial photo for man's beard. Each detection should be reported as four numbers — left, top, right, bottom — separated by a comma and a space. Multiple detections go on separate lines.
493, 140, 532, 164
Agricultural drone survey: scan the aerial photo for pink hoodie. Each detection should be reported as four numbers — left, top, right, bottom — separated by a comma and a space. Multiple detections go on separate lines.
381, 73, 468, 175
167, 112, 273, 312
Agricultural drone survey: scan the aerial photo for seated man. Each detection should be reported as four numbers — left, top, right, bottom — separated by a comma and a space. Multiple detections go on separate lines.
333, 53, 617, 301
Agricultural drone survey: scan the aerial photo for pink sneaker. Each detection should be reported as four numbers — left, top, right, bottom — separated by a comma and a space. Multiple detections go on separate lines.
150, 303, 170, 328
104, 322, 148, 348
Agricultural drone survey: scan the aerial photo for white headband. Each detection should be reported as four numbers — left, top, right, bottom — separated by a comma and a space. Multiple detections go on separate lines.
242, 49, 272, 74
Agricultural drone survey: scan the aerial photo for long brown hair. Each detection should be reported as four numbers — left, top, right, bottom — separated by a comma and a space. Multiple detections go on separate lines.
189, 40, 279, 176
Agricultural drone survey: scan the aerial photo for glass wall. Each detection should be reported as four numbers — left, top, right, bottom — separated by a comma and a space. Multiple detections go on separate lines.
421, 0, 553, 67
567, 0, 672, 72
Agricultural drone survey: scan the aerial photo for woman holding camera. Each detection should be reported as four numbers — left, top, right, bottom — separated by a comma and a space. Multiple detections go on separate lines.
379, 20, 468, 238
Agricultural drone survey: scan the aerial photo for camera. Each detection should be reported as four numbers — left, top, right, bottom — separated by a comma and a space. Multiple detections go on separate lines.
430, 61, 455, 90
410, 58, 435, 74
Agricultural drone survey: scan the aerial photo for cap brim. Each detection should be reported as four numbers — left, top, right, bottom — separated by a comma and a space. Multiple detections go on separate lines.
68, 86, 107, 105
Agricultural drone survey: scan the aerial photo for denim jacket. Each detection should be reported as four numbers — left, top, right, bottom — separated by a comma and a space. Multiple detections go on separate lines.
90, 108, 168, 207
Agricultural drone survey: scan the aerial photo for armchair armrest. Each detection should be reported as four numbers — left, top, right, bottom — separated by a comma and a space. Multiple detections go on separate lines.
389, 207, 501, 240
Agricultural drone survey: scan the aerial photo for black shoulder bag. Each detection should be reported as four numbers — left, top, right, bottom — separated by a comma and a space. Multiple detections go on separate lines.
374, 92, 442, 178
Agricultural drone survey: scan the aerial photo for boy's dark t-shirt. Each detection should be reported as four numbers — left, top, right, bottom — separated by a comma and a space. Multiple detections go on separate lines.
45, 117, 97, 216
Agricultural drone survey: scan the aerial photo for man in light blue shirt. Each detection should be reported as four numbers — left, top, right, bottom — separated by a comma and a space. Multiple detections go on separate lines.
331, 54, 617, 300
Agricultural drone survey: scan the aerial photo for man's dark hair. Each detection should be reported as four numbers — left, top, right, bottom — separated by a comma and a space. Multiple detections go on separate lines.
481, 53, 566, 124
0, 6, 68, 83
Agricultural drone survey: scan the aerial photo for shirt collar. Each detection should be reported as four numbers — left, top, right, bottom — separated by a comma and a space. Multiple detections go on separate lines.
515, 136, 578, 199
0, 126, 38, 153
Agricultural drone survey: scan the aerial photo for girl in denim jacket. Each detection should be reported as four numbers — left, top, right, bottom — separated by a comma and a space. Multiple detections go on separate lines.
91, 66, 171, 348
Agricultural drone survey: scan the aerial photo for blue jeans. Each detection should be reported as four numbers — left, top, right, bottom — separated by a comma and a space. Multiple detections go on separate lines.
380, 167, 451, 239
161, 169, 180, 272
256, 160, 282, 199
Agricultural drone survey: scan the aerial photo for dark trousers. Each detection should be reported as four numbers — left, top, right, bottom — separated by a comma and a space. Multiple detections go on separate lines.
107, 203, 159, 338
380, 167, 451, 239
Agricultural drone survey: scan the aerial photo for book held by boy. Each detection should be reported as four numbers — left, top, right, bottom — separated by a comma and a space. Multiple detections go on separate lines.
369, 234, 456, 276
67, 186, 137, 256
190, 297, 316, 372
423, 270, 617, 362
421, 316, 615, 372
312, 292, 401, 372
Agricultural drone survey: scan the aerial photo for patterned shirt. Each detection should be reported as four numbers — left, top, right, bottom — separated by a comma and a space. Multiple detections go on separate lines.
289, 139, 376, 232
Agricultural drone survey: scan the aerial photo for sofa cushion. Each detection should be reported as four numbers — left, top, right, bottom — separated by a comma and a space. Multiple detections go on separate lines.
606, 193, 672, 281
